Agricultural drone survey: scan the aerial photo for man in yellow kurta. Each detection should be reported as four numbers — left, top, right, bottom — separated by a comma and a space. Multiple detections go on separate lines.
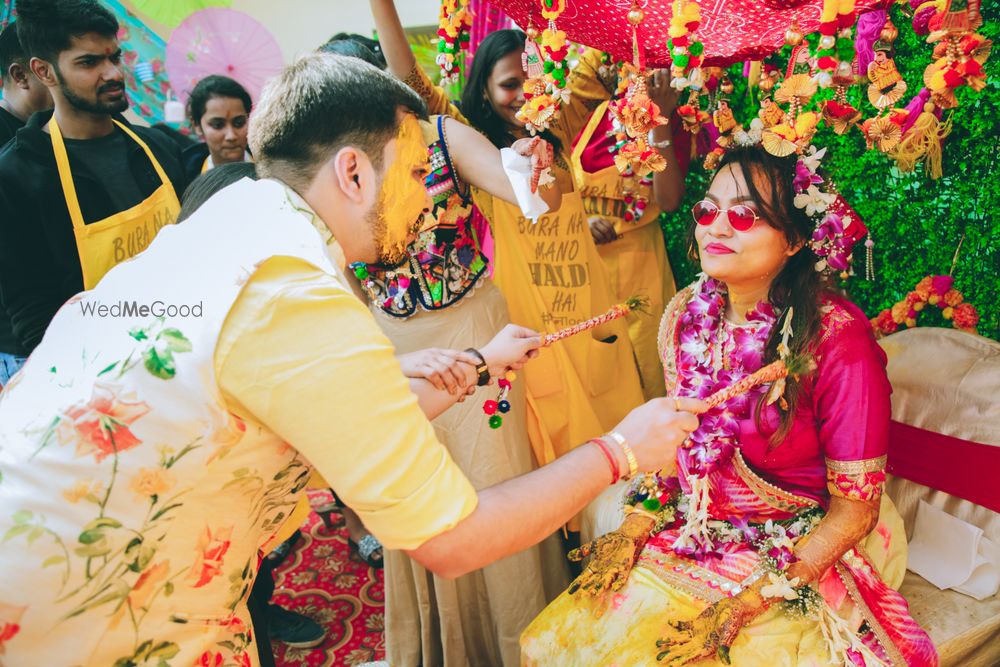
0, 54, 702, 666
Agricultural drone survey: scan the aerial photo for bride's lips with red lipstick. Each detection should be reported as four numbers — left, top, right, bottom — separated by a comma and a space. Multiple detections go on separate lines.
704, 242, 735, 255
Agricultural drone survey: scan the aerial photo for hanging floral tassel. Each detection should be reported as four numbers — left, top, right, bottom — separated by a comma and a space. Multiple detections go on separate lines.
814, 0, 857, 87
542, 296, 648, 346
890, 101, 952, 178
667, 0, 705, 90
437, 0, 473, 85
515, 0, 570, 134
604, 2, 670, 177
672, 474, 715, 554
816, 594, 891, 667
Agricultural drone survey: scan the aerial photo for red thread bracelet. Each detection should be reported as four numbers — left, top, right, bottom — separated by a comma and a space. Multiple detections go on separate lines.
591, 437, 620, 485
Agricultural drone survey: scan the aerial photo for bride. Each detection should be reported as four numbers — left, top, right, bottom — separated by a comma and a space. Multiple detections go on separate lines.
520, 143, 937, 666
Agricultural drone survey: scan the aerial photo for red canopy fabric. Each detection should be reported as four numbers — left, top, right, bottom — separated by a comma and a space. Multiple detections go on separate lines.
489, 0, 890, 68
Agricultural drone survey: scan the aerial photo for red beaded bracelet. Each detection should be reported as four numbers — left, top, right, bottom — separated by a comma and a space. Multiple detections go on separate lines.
591, 437, 620, 485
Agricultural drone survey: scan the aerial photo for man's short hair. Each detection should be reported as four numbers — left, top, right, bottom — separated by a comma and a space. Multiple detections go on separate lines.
249, 53, 427, 189
15, 0, 119, 65
0, 22, 26, 83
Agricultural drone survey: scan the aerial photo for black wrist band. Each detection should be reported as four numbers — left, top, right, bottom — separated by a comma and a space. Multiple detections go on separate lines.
464, 348, 491, 387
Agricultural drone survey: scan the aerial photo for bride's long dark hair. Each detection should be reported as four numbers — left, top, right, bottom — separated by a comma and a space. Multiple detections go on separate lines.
689, 145, 838, 445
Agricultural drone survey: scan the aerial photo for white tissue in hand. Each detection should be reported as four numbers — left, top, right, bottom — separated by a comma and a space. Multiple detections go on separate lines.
500, 147, 550, 222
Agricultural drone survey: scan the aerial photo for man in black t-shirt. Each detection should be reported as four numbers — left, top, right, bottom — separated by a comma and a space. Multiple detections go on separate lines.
0, 21, 51, 384
0, 1, 186, 358
0, 22, 51, 144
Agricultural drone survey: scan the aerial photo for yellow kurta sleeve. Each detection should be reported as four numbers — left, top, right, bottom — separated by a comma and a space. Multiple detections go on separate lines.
215, 256, 478, 551
402, 62, 469, 124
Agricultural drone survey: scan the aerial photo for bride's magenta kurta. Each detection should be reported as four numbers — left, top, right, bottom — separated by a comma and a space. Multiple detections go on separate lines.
733, 297, 892, 505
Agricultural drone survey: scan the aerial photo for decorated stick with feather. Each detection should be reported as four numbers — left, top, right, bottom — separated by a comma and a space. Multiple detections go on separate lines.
542, 296, 648, 347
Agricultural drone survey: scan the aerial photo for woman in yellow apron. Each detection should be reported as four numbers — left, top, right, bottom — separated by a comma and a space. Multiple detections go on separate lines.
372, 0, 644, 473
570, 68, 690, 400
50, 117, 179, 289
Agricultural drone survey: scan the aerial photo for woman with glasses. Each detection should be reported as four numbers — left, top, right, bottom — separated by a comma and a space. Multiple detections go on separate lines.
520, 144, 936, 667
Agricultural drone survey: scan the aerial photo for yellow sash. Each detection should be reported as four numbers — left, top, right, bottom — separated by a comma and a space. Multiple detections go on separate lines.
569, 101, 676, 400
51, 118, 180, 289
483, 183, 643, 471
569, 100, 662, 235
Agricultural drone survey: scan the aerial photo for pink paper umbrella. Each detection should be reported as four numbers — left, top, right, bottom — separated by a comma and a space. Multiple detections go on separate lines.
165, 7, 284, 107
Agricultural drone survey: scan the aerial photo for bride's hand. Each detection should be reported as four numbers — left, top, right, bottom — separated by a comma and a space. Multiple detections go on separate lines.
567, 510, 657, 604
655, 582, 769, 665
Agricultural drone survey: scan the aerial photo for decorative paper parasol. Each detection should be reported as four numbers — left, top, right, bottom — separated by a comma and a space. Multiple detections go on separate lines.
491, 0, 888, 68
130, 0, 232, 29
165, 7, 283, 106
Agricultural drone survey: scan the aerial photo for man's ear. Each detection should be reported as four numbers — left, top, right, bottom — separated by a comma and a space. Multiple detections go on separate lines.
332, 146, 371, 206
29, 57, 57, 88
9, 62, 30, 90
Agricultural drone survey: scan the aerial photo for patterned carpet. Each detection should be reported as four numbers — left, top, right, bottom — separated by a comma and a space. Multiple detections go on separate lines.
271, 491, 386, 666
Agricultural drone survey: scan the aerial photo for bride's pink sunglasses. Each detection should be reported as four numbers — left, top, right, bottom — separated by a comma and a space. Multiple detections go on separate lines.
691, 200, 760, 232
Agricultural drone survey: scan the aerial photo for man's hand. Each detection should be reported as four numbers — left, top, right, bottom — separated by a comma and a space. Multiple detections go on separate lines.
397, 348, 480, 396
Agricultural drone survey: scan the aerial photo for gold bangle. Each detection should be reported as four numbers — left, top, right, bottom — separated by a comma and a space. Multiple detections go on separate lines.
608, 431, 638, 480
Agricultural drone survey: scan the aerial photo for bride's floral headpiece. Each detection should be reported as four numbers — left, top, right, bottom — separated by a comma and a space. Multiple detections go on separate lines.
793, 148, 868, 276
704, 54, 868, 279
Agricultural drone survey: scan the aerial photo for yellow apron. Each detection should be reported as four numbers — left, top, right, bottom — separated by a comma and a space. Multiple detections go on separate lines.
570, 101, 676, 400
477, 164, 643, 476
51, 118, 180, 289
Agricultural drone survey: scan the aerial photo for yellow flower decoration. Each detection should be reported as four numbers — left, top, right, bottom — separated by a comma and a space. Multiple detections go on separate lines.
673, 0, 701, 26
540, 0, 567, 21
668, 23, 689, 39
516, 94, 558, 132
775, 74, 818, 104
541, 28, 567, 52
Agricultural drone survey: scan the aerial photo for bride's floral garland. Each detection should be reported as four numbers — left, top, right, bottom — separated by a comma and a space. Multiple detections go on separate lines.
676, 275, 776, 474
624, 277, 825, 591
634, 275, 780, 557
